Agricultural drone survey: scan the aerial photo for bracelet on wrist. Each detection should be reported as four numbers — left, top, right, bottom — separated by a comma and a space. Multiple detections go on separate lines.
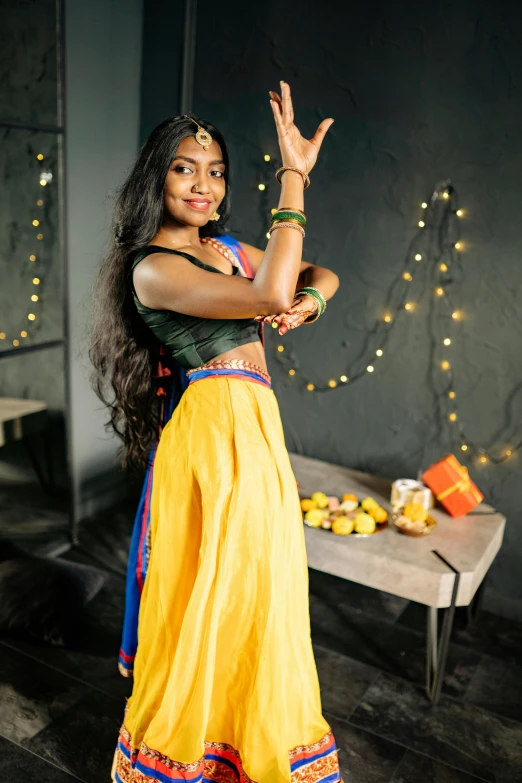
271, 210, 307, 226
268, 222, 305, 238
275, 166, 310, 190
296, 286, 327, 316
277, 207, 306, 218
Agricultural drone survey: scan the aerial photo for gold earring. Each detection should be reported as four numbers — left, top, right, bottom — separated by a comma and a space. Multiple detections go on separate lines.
210, 211, 220, 221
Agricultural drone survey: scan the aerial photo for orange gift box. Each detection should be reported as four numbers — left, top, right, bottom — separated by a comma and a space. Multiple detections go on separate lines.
422, 454, 484, 518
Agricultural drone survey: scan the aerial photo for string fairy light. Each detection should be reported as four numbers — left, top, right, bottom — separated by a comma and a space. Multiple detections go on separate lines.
0, 152, 49, 349
254, 154, 521, 467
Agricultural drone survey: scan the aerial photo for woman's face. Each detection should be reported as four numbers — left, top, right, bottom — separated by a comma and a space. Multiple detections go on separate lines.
163, 135, 226, 228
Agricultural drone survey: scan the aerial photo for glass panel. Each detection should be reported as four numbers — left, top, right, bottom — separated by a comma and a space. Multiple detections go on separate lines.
0, 0, 59, 126
0, 127, 62, 349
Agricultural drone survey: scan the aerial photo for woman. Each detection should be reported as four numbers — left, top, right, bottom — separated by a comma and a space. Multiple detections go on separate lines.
91, 81, 341, 783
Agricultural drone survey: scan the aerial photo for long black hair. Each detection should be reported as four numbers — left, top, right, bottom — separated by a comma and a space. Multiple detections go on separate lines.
90, 115, 231, 473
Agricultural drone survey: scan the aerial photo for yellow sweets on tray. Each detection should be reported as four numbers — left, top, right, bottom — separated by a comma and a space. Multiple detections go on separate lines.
301, 491, 388, 536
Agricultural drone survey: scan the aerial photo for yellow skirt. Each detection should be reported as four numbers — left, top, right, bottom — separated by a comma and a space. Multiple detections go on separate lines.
112, 373, 341, 783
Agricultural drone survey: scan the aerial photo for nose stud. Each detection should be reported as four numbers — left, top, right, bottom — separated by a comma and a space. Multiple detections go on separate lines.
192, 184, 199, 193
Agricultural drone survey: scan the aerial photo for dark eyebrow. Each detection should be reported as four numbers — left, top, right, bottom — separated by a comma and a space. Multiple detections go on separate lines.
172, 155, 225, 166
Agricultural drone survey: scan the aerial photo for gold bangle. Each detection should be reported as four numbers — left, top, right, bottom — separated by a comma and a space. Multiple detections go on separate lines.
268, 221, 305, 238
276, 207, 307, 218
271, 217, 304, 226
275, 166, 310, 190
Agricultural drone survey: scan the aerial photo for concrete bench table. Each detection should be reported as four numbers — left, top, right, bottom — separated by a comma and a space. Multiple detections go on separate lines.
289, 451, 506, 704
0, 397, 54, 491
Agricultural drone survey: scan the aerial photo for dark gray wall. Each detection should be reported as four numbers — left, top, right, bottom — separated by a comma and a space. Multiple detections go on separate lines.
196, 0, 522, 618
139, 0, 183, 143
0, 0, 68, 489
65, 0, 143, 521
141, 0, 522, 618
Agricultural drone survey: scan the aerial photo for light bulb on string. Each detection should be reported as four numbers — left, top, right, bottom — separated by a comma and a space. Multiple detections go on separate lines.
36, 153, 44, 161
258, 183, 266, 191
403, 272, 412, 281
443, 338, 451, 346
421, 202, 428, 209
441, 360, 450, 371
277, 345, 284, 352
418, 220, 425, 228
404, 302, 414, 311
448, 391, 456, 399
367, 365, 374, 373
383, 314, 392, 323
328, 379, 337, 388
461, 444, 468, 452
449, 413, 457, 422
452, 311, 461, 320
307, 383, 314, 391
32, 220, 39, 227
264, 154, 271, 162
288, 369, 295, 376
440, 263, 448, 272
415, 254, 422, 261
454, 242, 462, 250
456, 209, 464, 217
340, 376, 348, 382
376, 349, 383, 357
436, 287, 444, 296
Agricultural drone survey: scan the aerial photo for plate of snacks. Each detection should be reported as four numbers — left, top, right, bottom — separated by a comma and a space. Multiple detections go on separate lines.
301, 492, 388, 537
392, 502, 437, 537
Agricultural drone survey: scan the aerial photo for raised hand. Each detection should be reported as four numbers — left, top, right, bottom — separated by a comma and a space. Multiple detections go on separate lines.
269, 82, 334, 175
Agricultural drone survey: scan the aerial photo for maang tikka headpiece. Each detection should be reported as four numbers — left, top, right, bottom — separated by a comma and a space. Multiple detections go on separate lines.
184, 115, 213, 151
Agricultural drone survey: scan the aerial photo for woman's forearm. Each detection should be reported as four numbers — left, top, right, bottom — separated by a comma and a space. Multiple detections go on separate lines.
298, 265, 340, 302
252, 170, 306, 312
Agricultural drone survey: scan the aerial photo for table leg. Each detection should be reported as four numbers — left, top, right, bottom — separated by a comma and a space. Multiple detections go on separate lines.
466, 574, 488, 627
426, 552, 461, 704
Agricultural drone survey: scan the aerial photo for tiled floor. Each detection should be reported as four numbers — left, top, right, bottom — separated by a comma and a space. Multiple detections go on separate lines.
1, 507, 522, 782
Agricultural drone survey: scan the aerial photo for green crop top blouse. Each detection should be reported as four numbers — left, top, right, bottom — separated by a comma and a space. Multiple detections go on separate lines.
128, 245, 263, 370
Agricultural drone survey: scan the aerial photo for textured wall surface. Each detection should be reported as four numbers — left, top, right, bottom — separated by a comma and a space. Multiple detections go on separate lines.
0, 1, 67, 494
0, 0, 58, 125
190, 0, 522, 617
0, 128, 62, 346
65, 0, 143, 521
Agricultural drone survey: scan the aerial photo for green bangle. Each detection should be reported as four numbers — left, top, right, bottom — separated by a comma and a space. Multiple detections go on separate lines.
271, 210, 307, 226
296, 287, 326, 316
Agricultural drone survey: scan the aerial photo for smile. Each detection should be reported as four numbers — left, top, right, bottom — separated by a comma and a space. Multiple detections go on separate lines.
185, 199, 211, 211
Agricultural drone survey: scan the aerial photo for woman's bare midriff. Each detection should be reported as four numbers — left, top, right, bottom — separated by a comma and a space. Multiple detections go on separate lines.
208, 339, 269, 374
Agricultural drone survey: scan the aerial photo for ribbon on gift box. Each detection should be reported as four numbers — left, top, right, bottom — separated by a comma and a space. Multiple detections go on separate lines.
391, 479, 434, 511
435, 455, 483, 504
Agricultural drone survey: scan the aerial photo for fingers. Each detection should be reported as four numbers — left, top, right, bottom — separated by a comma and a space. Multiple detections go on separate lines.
281, 81, 294, 125
269, 93, 285, 135
310, 117, 335, 149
